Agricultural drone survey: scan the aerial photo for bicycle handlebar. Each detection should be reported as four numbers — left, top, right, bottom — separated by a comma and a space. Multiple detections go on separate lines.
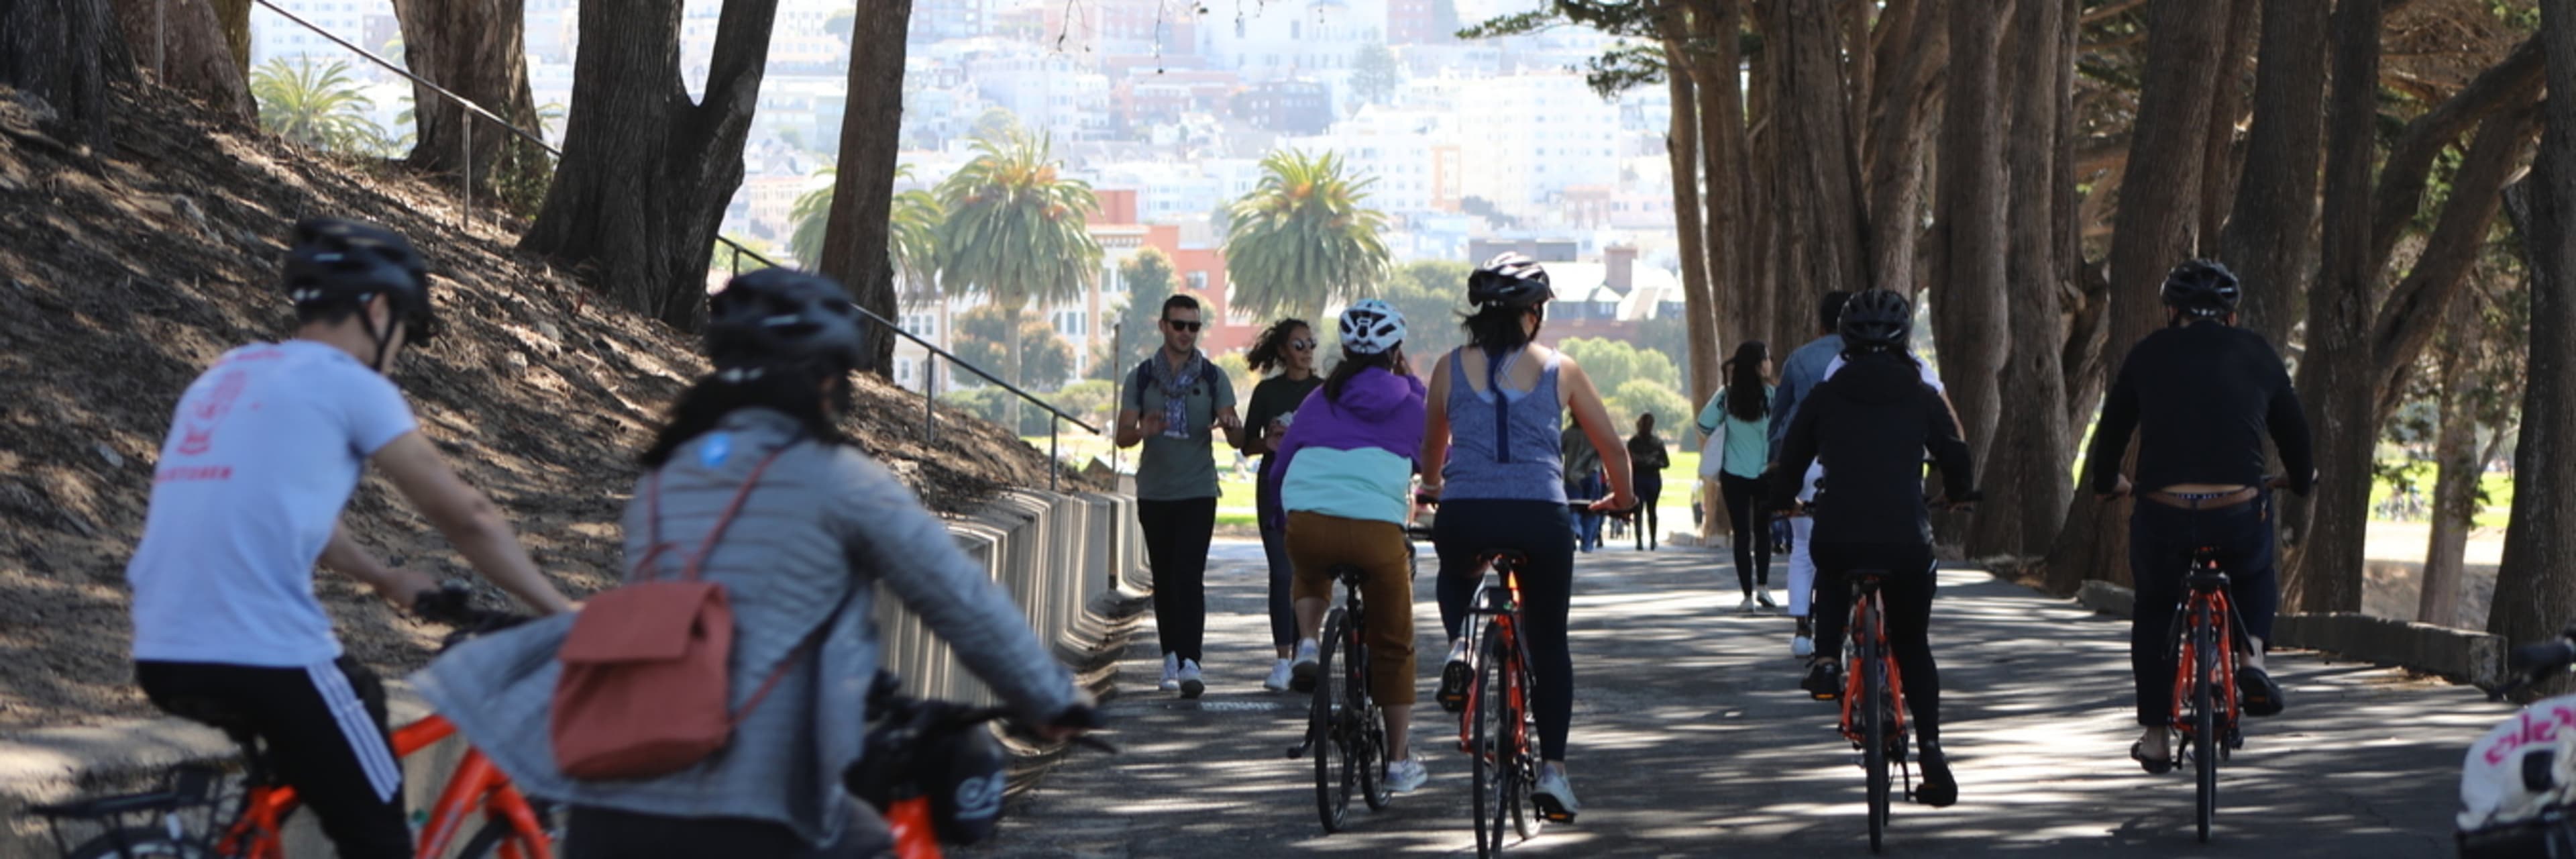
410, 582, 533, 652
2489, 626, 2576, 700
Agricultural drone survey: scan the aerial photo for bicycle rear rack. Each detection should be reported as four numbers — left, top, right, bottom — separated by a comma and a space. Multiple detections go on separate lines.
30, 763, 230, 855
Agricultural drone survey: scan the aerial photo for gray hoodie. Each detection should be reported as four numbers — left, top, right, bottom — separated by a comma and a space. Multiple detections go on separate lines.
416, 408, 1077, 844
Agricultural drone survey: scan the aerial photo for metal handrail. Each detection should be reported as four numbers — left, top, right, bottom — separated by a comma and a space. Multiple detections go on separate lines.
248, 0, 1103, 478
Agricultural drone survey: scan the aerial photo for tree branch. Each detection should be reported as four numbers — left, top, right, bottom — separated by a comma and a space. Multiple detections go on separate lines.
2081, 0, 2149, 26
2369, 34, 2544, 270
2371, 104, 2540, 422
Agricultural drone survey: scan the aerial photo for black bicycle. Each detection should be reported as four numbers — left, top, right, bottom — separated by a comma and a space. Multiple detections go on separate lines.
1285, 561, 1394, 833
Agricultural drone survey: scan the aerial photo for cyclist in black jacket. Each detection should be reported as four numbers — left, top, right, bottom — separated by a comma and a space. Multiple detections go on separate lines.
2083, 259, 2316, 774
1769, 289, 1974, 809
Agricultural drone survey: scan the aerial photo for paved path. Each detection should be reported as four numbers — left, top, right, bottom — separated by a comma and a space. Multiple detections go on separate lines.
990, 539, 2496, 858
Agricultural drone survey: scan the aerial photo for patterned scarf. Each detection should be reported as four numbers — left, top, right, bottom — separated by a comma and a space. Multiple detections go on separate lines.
1144, 349, 1205, 439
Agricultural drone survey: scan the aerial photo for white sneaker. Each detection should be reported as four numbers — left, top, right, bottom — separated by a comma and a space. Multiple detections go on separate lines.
1756, 591, 1778, 610
1178, 658, 1205, 699
1263, 658, 1295, 693
1384, 757, 1429, 793
1790, 634, 1815, 658
1738, 596, 1758, 614
1289, 640, 1322, 693
1532, 765, 1580, 822
1159, 653, 1181, 692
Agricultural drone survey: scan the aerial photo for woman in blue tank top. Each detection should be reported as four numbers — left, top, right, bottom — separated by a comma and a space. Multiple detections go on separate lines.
1417, 253, 1636, 823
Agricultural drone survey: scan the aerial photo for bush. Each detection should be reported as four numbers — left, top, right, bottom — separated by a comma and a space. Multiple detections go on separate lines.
1605, 378, 1693, 440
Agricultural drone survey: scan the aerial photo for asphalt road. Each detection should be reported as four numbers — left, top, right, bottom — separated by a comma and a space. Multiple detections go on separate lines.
985, 539, 2498, 858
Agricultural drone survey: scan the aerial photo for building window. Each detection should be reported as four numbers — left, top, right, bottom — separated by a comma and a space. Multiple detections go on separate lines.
1186, 271, 1209, 291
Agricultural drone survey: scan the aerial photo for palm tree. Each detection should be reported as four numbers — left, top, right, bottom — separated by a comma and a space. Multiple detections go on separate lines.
1223, 149, 1392, 323
935, 131, 1102, 427
250, 57, 392, 154
788, 164, 944, 305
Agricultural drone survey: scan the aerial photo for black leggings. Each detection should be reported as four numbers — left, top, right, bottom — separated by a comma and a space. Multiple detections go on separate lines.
1139, 497, 1219, 662
1808, 542, 1943, 747
137, 658, 410, 859
1632, 472, 1663, 550
1719, 473, 1772, 595
566, 803, 892, 858
1433, 499, 1577, 760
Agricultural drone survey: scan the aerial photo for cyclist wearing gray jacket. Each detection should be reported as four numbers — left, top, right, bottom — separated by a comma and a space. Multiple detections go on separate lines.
419, 270, 1091, 858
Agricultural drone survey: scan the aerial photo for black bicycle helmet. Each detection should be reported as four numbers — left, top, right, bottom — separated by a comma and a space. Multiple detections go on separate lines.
284, 218, 436, 366
1837, 288, 1913, 352
703, 268, 866, 374
2159, 258, 2241, 318
1468, 252, 1552, 309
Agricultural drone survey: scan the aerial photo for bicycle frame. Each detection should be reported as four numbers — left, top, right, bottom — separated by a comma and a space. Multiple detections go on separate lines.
2169, 562, 2243, 743
214, 715, 551, 859
885, 795, 943, 859
1839, 580, 1909, 747
1458, 561, 1534, 760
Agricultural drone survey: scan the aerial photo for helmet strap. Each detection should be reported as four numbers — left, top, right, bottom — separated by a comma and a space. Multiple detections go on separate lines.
354, 295, 398, 372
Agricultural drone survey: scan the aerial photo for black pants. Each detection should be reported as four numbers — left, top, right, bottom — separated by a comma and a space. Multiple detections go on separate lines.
1718, 473, 1772, 595
2129, 493, 2280, 727
1808, 543, 1943, 746
136, 658, 411, 859
566, 803, 894, 858
1433, 499, 1577, 760
1139, 497, 1218, 662
1632, 472, 1663, 550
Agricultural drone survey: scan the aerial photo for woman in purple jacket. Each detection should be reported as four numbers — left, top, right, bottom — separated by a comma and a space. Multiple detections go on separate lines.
1269, 299, 1432, 793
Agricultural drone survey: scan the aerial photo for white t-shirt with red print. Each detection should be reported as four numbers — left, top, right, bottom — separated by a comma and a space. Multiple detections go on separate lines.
128, 340, 417, 666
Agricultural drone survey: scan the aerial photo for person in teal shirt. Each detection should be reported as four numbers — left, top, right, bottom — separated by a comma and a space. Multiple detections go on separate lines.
1697, 341, 1776, 612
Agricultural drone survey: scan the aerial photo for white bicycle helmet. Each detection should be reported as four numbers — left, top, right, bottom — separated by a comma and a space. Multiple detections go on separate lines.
1338, 299, 1405, 356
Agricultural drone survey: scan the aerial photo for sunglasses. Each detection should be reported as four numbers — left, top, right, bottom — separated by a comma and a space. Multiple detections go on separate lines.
1167, 319, 1203, 332
1289, 338, 1317, 351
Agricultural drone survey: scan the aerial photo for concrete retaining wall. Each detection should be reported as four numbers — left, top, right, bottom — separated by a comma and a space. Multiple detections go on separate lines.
0, 488, 1142, 859
2069, 578, 2505, 687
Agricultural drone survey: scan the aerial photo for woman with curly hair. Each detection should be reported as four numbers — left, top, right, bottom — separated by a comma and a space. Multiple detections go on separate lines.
1238, 317, 1324, 693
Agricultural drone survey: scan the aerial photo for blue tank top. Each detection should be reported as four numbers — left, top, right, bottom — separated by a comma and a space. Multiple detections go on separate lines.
1441, 348, 1567, 502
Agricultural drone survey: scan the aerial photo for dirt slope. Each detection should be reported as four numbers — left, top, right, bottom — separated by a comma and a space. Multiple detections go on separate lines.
0, 82, 1087, 729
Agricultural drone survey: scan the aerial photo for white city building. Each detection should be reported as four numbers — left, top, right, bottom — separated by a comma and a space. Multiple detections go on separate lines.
1197, 0, 1390, 81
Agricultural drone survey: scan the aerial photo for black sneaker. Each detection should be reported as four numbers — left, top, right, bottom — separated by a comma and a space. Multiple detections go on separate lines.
1801, 659, 1842, 701
2237, 666, 2286, 717
1438, 642, 1473, 713
1915, 744, 1957, 807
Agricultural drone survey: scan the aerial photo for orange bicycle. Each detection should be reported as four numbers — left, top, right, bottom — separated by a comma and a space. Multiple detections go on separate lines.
2167, 547, 2246, 844
34, 587, 556, 859
846, 671, 1113, 859
1839, 568, 1911, 854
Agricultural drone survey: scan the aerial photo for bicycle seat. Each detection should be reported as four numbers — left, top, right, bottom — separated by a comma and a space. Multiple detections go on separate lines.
1328, 562, 1368, 588
2188, 549, 2231, 589
1849, 568, 1890, 592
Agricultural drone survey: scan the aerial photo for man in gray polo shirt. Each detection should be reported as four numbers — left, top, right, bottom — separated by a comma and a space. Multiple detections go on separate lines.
1117, 294, 1244, 697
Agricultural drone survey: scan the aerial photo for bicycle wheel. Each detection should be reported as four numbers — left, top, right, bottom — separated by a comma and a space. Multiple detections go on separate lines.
1472, 622, 1507, 857
1510, 660, 1545, 841
457, 801, 569, 859
2194, 599, 2219, 844
61, 829, 211, 859
1862, 601, 1890, 854
1313, 608, 1354, 833
1354, 609, 1393, 812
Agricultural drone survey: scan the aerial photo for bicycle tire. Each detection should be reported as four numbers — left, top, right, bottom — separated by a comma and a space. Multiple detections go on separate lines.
1863, 600, 1890, 854
2195, 599, 2219, 844
1313, 608, 1354, 833
456, 801, 568, 859
1472, 621, 1506, 858
1510, 658, 1544, 840
60, 828, 210, 859
1354, 604, 1393, 812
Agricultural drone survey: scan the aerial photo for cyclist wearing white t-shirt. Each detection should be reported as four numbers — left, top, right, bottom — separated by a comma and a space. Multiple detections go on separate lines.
126, 219, 575, 859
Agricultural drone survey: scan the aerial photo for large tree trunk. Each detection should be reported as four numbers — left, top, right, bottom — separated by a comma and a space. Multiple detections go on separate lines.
2045, 0, 2231, 589
1861, 0, 1943, 297
1761, 0, 1870, 336
521, 0, 781, 331
2486, 3, 2576, 652
209, 0, 247, 78
0, 0, 135, 148
2285, 0, 2383, 614
107, 0, 251, 121
1933, 0, 2006, 488
2194, 0, 2258, 244
1664, 36, 1727, 545
1700, 0, 1762, 350
2418, 298, 2481, 627
1979, 0, 2072, 562
392, 0, 545, 195
2215, 0, 2330, 346
819, 0, 914, 376
2367, 107, 2540, 423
